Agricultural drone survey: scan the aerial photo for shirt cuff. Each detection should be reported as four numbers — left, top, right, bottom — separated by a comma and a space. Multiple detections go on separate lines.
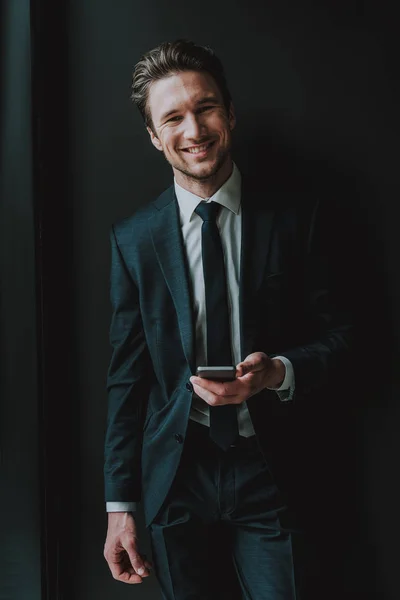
267, 356, 295, 401
106, 501, 137, 512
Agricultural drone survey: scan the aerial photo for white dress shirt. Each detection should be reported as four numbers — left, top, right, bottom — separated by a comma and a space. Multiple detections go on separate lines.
107, 163, 295, 512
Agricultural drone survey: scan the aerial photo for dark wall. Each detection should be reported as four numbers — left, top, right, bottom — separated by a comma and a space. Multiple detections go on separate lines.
2, 1, 399, 599
0, 2, 41, 599
63, 2, 399, 600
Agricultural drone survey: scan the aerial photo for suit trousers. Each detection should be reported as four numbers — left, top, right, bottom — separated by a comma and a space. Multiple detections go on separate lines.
148, 419, 297, 600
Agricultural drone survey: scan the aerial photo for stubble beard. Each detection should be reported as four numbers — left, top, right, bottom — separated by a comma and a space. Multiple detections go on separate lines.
165, 143, 231, 183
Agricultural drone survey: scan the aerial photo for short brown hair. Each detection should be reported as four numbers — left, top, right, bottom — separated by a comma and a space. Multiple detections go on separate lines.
131, 39, 232, 132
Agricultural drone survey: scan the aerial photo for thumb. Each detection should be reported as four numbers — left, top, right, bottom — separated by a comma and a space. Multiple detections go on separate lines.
124, 538, 147, 576
236, 353, 262, 377
236, 352, 268, 377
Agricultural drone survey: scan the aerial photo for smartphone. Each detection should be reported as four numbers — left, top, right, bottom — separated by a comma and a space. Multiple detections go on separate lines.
196, 366, 236, 381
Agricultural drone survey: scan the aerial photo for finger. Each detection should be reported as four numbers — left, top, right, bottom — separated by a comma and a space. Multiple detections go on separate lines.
125, 543, 150, 578
192, 382, 243, 406
236, 354, 268, 376
190, 377, 238, 396
107, 551, 144, 584
235, 362, 249, 377
191, 382, 215, 404
123, 549, 152, 580
236, 358, 262, 374
114, 566, 144, 584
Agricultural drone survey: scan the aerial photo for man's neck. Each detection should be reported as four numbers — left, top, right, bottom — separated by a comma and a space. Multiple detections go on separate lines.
173, 158, 233, 199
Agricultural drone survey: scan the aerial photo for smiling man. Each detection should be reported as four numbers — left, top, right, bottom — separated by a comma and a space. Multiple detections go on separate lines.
146, 69, 235, 195
103, 39, 353, 599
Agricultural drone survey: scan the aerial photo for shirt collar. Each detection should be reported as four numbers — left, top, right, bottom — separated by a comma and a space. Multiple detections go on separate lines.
174, 162, 241, 223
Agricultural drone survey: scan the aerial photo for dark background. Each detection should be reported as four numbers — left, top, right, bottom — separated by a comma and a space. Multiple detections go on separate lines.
1, 0, 399, 598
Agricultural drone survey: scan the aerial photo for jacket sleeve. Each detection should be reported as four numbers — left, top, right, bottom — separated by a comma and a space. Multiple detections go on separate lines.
104, 225, 153, 503
275, 198, 354, 398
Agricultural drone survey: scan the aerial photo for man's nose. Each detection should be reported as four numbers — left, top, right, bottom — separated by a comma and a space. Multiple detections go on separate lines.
183, 114, 205, 140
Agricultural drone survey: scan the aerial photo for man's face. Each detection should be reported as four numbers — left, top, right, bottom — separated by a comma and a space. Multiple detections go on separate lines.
146, 70, 235, 184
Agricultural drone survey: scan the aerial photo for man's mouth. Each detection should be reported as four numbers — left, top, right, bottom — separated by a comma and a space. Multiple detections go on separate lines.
182, 141, 215, 154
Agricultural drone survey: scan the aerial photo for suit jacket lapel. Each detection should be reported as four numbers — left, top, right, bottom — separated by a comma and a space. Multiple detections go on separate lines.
239, 181, 275, 361
149, 180, 275, 370
149, 186, 195, 372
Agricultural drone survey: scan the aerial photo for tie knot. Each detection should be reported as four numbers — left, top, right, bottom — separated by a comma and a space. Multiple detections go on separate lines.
194, 201, 220, 222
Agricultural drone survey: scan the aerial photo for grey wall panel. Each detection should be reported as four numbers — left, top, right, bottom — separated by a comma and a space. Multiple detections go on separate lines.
0, 1, 41, 599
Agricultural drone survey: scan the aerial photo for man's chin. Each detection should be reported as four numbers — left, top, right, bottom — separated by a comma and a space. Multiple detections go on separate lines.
183, 168, 218, 181
174, 157, 226, 182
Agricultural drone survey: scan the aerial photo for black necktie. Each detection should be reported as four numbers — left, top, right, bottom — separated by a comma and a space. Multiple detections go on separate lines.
194, 201, 239, 450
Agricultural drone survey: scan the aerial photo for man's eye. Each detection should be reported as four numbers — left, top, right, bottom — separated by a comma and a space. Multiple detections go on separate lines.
198, 106, 214, 113
167, 116, 182, 122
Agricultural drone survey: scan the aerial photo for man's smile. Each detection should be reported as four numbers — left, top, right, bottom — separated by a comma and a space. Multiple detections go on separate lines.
181, 141, 215, 155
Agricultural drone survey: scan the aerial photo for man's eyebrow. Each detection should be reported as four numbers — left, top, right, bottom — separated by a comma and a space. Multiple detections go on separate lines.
159, 96, 221, 122
196, 95, 220, 105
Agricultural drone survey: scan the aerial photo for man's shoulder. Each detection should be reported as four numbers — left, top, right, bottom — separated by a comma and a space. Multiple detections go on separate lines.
111, 185, 175, 236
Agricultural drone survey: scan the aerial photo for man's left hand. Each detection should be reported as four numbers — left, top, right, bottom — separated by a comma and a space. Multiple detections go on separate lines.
190, 352, 286, 406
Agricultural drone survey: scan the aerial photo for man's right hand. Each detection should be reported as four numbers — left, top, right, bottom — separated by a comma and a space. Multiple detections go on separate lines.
104, 512, 152, 584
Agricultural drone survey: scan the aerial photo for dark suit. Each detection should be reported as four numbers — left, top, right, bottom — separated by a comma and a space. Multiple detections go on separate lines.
104, 177, 353, 597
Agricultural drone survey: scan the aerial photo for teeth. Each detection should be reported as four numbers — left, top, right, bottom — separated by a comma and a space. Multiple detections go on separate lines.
187, 144, 210, 154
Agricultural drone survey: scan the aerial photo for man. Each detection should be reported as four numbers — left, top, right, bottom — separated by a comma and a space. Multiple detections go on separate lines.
103, 39, 352, 599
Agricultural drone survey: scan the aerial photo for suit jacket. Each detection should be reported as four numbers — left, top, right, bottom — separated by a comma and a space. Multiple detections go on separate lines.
104, 177, 353, 528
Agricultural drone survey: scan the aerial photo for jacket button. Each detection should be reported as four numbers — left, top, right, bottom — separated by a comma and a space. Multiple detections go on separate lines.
174, 433, 184, 444
186, 382, 193, 392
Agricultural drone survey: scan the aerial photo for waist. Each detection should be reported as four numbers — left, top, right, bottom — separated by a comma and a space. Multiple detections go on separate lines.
187, 418, 258, 450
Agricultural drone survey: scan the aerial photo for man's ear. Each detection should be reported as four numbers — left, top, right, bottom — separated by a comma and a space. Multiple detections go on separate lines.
228, 102, 236, 131
146, 126, 163, 152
